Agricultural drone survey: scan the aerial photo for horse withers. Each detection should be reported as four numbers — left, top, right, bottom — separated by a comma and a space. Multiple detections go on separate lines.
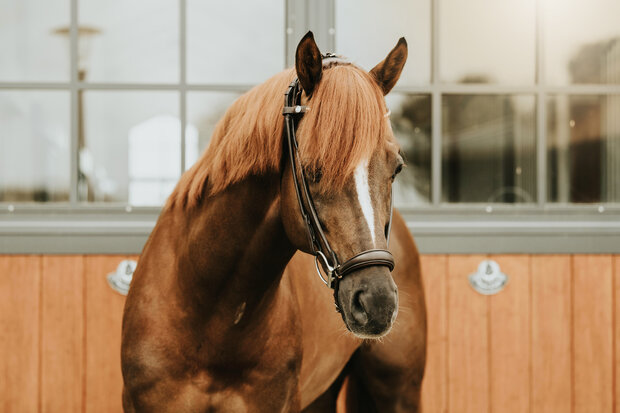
121, 32, 427, 412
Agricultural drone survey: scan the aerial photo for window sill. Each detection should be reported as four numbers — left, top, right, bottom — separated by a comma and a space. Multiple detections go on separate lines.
0, 205, 619, 254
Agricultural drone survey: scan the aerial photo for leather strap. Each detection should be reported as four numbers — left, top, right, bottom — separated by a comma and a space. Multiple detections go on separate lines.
338, 249, 395, 278
282, 76, 396, 312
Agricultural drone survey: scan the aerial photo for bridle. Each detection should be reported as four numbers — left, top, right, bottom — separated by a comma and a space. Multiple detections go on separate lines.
282, 69, 395, 313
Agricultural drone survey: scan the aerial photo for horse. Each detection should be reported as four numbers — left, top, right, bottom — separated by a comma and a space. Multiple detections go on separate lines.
121, 31, 427, 412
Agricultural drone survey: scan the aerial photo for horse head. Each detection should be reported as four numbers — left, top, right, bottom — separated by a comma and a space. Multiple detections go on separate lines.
281, 32, 408, 338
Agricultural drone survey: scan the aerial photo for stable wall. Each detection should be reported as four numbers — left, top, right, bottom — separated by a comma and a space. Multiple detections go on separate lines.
1, 254, 619, 412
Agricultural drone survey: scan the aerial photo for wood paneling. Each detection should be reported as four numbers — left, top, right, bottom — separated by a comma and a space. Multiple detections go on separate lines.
420, 255, 448, 413
41, 256, 84, 413
84, 256, 129, 413
531, 255, 572, 413
2, 253, 620, 412
489, 255, 530, 413
0, 256, 41, 413
573, 255, 613, 413
447, 255, 489, 413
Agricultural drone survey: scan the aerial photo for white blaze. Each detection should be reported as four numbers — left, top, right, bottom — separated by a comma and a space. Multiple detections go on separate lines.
354, 161, 376, 246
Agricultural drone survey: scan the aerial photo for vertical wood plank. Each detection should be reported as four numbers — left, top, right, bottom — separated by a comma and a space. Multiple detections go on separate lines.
420, 255, 448, 413
447, 255, 489, 413
531, 255, 572, 413
489, 255, 531, 413
573, 255, 613, 413
41, 256, 84, 413
0, 256, 41, 413
85, 255, 130, 413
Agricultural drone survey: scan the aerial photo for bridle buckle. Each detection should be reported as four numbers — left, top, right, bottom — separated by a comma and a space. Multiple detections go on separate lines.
314, 250, 338, 288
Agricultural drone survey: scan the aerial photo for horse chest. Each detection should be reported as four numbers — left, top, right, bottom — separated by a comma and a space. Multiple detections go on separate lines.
184, 359, 301, 412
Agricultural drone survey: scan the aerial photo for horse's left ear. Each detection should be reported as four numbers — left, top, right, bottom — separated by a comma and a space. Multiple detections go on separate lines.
295, 31, 323, 98
370, 38, 408, 95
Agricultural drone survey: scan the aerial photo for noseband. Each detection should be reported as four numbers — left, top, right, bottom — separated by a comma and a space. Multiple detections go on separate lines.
282, 73, 395, 313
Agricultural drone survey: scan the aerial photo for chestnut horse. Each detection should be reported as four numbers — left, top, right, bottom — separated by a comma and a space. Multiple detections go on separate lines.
121, 32, 426, 412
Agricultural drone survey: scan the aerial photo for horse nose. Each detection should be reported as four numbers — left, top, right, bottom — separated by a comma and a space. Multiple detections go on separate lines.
351, 289, 369, 326
350, 284, 398, 333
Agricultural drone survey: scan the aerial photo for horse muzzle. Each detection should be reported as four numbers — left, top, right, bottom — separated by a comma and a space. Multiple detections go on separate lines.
338, 267, 398, 338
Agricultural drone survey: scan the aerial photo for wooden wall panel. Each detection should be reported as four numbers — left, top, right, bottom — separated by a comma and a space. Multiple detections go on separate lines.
41, 256, 84, 413
0, 256, 41, 413
489, 255, 531, 413
84, 256, 129, 413
447, 255, 489, 413
2, 253, 620, 413
531, 255, 572, 413
573, 255, 613, 413
420, 255, 448, 413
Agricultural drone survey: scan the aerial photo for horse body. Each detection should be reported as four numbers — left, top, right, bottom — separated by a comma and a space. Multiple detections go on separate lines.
121, 32, 426, 412
121, 181, 424, 412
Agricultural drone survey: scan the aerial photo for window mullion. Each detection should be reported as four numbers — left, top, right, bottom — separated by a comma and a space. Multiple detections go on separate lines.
180, 0, 187, 174
536, 0, 547, 205
69, 0, 79, 205
431, 0, 441, 205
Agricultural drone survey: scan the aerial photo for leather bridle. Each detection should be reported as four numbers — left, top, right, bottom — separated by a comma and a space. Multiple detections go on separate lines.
282, 75, 395, 312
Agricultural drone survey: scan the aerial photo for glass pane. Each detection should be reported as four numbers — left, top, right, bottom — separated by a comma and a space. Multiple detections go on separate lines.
439, 0, 536, 84
336, 0, 431, 86
0, 91, 70, 202
186, 92, 243, 169
0, 0, 70, 82
544, 0, 620, 84
387, 94, 432, 205
442, 95, 537, 203
187, 0, 284, 84
547, 95, 620, 203
79, 0, 179, 83
81, 91, 179, 205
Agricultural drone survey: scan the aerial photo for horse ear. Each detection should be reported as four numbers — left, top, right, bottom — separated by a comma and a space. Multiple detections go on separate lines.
295, 31, 323, 97
370, 38, 408, 95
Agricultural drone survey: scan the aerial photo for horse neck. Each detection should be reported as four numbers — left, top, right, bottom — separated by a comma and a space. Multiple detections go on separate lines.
168, 173, 296, 325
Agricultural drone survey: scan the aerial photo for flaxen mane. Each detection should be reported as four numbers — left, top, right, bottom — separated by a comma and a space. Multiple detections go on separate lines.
170, 62, 392, 209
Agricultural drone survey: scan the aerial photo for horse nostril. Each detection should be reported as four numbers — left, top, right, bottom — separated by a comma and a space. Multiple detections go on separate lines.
351, 290, 369, 326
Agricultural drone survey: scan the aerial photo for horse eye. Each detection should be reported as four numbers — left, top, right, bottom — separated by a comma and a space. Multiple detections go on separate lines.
308, 168, 323, 183
391, 164, 403, 180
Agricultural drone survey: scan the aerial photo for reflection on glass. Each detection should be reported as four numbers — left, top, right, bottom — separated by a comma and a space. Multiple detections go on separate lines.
544, 0, 620, 84
0, 91, 70, 202
186, 92, 243, 169
79, 0, 179, 83
187, 0, 284, 84
0, 0, 70, 82
442, 95, 536, 203
387, 94, 431, 205
336, 0, 430, 85
547, 95, 620, 203
440, 0, 536, 84
81, 91, 180, 205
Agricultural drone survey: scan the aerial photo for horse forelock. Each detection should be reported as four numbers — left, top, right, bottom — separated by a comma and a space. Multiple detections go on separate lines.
169, 63, 395, 210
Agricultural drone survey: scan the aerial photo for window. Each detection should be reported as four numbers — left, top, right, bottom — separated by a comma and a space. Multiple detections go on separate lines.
0, 0, 284, 206
1, 0, 619, 254
337, 0, 620, 210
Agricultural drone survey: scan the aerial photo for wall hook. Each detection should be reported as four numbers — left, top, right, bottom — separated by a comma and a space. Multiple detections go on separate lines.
107, 259, 137, 296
